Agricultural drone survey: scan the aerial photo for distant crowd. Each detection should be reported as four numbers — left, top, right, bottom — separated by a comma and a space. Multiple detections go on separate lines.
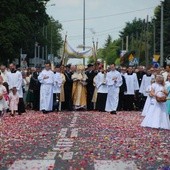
0, 61, 170, 130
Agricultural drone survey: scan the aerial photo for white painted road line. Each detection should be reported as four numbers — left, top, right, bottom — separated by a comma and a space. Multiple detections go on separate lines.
44, 152, 57, 160
53, 138, 74, 152
94, 160, 137, 170
58, 138, 73, 142
70, 113, 79, 127
74, 113, 79, 117
59, 128, 68, 138
57, 141, 73, 145
70, 128, 78, 138
8, 160, 55, 170
62, 152, 74, 160
71, 117, 77, 123
55, 144, 73, 148
70, 124, 75, 127
53, 147, 71, 151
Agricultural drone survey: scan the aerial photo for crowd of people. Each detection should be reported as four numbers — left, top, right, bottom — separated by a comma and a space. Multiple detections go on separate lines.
0, 61, 170, 130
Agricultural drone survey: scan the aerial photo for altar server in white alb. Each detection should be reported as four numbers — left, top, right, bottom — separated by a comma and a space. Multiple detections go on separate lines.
38, 61, 54, 113
53, 65, 63, 111
123, 67, 139, 111
94, 66, 108, 112
105, 64, 122, 114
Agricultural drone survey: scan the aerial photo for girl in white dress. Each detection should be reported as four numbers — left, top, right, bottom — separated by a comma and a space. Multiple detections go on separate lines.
141, 75, 170, 130
0, 76, 8, 116
141, 78, 155, 116
9, 87, 19, 116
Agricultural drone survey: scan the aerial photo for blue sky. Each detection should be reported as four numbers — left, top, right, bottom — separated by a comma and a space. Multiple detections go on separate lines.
46, 0, 162, 64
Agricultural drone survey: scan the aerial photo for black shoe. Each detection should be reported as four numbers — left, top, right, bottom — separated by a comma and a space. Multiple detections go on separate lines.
42, 110, 47, 114
110, 111, 117, 114
10, 113, 15, 117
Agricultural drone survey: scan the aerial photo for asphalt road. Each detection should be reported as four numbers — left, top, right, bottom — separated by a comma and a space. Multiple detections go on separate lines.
0, 111, 170, 170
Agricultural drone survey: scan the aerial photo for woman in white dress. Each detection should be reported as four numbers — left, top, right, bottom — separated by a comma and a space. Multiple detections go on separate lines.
141, 75, 170, 130
165, 73, 170, 116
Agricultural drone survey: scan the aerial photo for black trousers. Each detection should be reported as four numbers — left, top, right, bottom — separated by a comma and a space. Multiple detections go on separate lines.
53, 93, 59, 111
62, 87, 73, 111
96, 93, 107, 112
117, 92, 126, 111
33, 90, 40, 111
124, 95, 135, 111
18, 98, 25, 114
87, 88, 94, 110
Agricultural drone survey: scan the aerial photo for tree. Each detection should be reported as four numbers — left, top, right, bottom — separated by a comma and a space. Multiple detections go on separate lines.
0, 0, 63, 66
154, 0, 170, 63
46, 18, 63, 58
96, 1, 170, 67
97, 35, 121, 65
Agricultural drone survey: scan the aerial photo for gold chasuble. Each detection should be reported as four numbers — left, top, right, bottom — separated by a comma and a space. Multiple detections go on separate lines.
72, 65, 87, 110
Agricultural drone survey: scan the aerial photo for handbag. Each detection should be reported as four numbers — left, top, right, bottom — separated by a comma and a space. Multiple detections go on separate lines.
155, 91, 167, 103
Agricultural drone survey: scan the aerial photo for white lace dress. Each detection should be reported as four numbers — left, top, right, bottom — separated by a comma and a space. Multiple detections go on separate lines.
141, 83, 170, 130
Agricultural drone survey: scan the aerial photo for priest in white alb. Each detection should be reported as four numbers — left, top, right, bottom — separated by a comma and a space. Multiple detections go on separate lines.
38, 61, 54, 113
105, 64, 122, 114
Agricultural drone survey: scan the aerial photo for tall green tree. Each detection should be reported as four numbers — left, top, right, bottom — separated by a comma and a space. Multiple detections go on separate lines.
0, 0, 63, 66
96, 0, 170, 67
97, 35, 121, 65
154, 0, 170, 63
46, 18, 63, 58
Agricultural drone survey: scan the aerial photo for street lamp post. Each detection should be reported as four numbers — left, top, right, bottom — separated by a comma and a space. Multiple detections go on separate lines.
34, 42, 38, 67
160, 2, 164, 67
45, 26, 48, 61
50, 22, 53, 62
83, 0, 85, 65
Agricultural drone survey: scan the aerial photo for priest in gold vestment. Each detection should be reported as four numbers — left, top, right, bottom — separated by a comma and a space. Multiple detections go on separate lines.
72, 65, 87, 110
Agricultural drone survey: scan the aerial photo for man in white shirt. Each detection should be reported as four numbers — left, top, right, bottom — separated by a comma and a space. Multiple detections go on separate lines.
105, 63, 122, 114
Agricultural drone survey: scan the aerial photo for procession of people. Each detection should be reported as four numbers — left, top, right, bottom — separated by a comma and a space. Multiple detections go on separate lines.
0, 61, 170, 130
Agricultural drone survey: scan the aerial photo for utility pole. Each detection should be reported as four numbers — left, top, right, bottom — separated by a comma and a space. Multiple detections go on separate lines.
121, 37, 124, 50
153, 20, 156, 55
34, 42, 38, 67
146, 15, 149, 68
38, 45, 40, 65
45, 26, 48, 61
126, 36, 129, 52
131, 33, 134, 51
160, 2, 164, 67
42, 25, 45, 61
92, 38, 98, 66
50, 22, 53, 61
83, 0, 85, 65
